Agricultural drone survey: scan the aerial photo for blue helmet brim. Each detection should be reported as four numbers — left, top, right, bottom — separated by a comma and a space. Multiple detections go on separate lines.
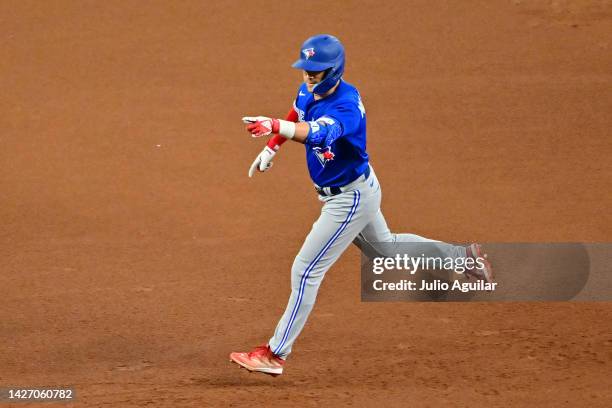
292, 59, 334, 72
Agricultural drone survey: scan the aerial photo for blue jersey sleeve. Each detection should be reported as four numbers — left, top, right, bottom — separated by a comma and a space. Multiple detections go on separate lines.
305, 102, 362, 147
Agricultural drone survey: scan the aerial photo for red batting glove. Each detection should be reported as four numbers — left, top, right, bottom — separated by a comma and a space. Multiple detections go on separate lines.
242, 116, 280, 138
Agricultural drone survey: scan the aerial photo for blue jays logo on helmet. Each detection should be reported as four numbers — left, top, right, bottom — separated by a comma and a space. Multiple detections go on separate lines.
292, 34, 345, 95
302, 48, 315, 59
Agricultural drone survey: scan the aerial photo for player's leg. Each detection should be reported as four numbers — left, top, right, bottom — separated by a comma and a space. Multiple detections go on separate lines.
353, 207, 467, 260
268, 189, 376, 359
353, 206, 494, 282
352, 167, 467, 260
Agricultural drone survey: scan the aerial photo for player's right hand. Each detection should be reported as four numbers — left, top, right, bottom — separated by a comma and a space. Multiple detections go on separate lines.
248, 146, 277, 178
242, 116, 280, 138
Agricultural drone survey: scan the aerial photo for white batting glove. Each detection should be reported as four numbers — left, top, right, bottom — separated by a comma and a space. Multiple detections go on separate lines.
248, 146, 277, 178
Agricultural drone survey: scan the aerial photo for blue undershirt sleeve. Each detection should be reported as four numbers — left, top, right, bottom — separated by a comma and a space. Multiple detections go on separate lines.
304, 102, 362, 147
305, 120, 343, 147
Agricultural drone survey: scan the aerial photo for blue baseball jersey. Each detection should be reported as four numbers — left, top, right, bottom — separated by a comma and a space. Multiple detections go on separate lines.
292, 80, 369, 187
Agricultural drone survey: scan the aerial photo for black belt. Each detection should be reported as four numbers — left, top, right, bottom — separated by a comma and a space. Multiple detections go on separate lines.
315, 166, 371, 197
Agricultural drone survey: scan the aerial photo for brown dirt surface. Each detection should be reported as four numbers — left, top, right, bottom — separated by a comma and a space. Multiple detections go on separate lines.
1, 0, 611, 407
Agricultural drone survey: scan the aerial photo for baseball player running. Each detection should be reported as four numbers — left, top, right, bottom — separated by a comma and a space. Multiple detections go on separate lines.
230, 34, 493, 376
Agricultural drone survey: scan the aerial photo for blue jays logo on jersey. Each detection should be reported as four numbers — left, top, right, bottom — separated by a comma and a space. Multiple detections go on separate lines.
302, 48, 315, 59
312, 146, 335, 167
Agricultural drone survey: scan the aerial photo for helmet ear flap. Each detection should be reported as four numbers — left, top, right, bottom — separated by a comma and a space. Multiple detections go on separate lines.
322, 67, 332, 80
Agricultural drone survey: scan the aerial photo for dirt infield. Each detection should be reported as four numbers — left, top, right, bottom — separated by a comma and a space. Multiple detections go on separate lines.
1, 1, 611, 406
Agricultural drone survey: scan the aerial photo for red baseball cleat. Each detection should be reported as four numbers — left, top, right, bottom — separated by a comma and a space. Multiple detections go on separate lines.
229, 345, 285, 376
464, 243, 494, 283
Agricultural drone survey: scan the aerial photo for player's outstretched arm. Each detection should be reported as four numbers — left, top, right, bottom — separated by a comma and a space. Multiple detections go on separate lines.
242, 116, 310, 144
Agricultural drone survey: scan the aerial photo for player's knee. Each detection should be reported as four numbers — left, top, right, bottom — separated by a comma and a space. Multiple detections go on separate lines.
290, 260, 307, 287
291, 257, 306, 274
291, 263, 327, 291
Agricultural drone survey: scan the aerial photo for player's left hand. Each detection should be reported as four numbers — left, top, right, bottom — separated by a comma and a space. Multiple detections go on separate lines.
248, 146, 277, 178
242, 116, 280, 138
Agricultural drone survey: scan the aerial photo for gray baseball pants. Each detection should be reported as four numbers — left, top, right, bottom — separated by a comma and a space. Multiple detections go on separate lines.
268, 166, 467, 358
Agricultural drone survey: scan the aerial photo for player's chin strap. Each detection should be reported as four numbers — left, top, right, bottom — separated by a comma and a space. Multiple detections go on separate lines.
313, 65, 343, 95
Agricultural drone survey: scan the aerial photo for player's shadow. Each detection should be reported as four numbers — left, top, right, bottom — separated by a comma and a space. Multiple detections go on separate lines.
191, 373, 297, 388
